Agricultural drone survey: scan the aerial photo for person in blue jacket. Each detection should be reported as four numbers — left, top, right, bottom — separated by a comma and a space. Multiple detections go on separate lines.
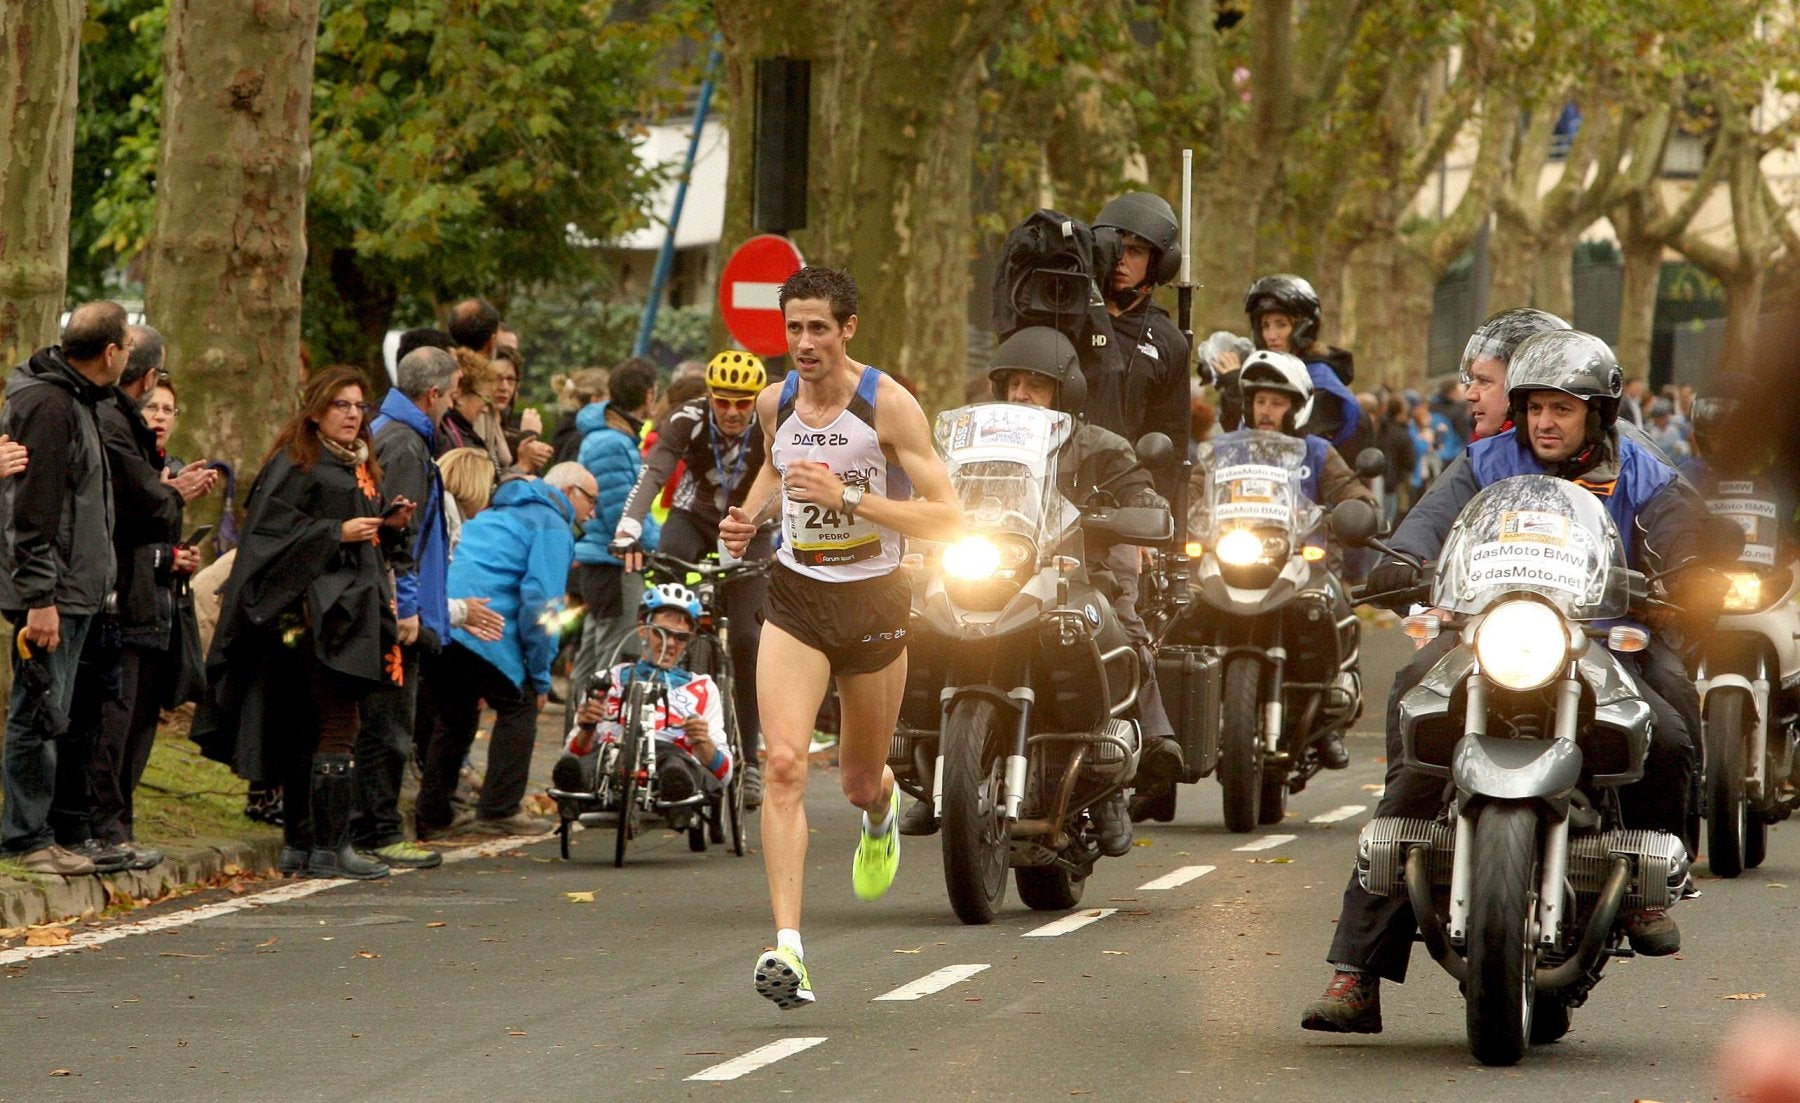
1243, 274, 1361, 449
415, 463, 597, 839
1302, 330, 1722, 1035
570, 358, 660, 696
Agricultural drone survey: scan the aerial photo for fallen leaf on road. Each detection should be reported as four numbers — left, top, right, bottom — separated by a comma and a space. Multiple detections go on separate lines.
1132, 839, 1153, 847
1101, 950, 1128, 956
256, 938, 278, 949
1360, 784, 1384, 792
508, 1030, 528, 1037
1246, 857, 1294, 864
356, 951, 379, 959
426, 922, 446, 928
25, 927, 72, 947
1723, 993, 1768, 1001
893, 947, 923, 954
565, 891, 596, 904
50, 1068, 71, 1077
159, 952, 206, 959
1767, 883, 1788, 889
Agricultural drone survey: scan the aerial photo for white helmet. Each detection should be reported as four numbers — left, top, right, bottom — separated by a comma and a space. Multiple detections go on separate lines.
1238, 349, 1314, 433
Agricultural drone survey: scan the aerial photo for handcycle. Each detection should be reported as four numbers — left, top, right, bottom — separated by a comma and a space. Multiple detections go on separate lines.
548, 551, 769, 866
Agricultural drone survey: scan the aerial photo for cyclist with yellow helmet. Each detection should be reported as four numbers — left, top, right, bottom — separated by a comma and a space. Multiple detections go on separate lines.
611, 349, 773, 806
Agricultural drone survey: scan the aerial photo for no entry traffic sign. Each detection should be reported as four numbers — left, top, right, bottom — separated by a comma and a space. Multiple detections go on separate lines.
718, 234, 805, 357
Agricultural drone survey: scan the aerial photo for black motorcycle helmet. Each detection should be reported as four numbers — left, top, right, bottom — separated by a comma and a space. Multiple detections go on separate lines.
1504, 330, 1623, 441
1244, 274, 1322, 350
1458, 308, 1570, 386
988, 326, 1087, 416
1094, 192, 1181, 288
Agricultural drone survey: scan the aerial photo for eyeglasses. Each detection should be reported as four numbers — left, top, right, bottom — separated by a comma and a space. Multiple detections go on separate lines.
327, 399, 375, 416
649, 625, 694, 644
142, 402, 179, 416
566, 486, 596, 505
710, 395, 755, 413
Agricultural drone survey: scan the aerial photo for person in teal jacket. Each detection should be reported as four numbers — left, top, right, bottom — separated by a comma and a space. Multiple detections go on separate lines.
415, 463, 597, 838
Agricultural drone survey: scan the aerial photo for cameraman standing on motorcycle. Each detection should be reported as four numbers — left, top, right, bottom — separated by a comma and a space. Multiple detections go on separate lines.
1093, 192, 1192, 501
1303, 329, 1719, 1035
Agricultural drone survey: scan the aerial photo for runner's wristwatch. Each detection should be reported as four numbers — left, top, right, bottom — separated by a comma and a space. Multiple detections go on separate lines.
840, 484, 865, 521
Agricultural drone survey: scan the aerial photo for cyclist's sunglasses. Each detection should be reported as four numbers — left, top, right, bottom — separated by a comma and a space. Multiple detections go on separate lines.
649, 625, 694, 645
710, 394, 755, 413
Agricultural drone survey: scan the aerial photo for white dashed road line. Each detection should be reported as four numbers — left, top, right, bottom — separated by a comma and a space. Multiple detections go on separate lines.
1022, 908, 1117, 938
1308, 805, 1367, 824
687, 1036, 829, 1082
1232, 834, 1296, 852
0, 833, 551, 967
873, 963, 991, 1001
1138, 865, 1216, 891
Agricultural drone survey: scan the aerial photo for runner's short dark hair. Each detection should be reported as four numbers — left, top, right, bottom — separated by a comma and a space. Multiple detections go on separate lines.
779, 267, 858, 327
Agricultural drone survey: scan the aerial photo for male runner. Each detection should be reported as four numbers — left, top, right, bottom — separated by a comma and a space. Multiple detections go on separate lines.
719, 266, 962, 1009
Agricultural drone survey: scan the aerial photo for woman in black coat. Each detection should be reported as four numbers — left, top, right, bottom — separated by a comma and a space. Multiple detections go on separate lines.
193, 366, 415, 879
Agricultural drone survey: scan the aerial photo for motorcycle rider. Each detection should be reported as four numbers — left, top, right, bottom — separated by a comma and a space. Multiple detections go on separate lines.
1681, 374, 1798, 563
1302, 329, 1719, 1035
1092, 192, 1192, 501
1216, 350, 1375, 775
900, 326, 1172, 855
611, 349, 772, 807
1236, 275, 1361, 449
1460, 308, 1571, 442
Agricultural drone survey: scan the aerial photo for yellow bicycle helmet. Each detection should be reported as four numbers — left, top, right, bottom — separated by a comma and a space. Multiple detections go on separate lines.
706, 350, 767, 395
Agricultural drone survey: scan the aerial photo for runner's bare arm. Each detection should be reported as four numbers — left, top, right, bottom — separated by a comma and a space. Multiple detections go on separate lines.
849, 375, 962, 544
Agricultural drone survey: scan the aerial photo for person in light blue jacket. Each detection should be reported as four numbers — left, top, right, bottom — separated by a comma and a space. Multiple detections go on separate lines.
570, 359, 659, 695
415, 463, 597, 839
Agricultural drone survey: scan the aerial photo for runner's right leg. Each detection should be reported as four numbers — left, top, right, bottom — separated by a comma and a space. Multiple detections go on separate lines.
754, 622, 832, 1007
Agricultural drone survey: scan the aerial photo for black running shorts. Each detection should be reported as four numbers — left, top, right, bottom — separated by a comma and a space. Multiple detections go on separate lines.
763, 563, 911, 676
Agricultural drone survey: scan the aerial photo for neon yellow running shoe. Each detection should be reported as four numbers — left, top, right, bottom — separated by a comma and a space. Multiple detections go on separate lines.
753, 946, 815, 1009
852, 786, 901, 901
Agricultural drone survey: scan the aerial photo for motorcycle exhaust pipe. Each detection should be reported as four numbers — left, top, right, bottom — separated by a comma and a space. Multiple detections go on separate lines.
1404, 846, 1467, 984
1536, 855, 1629, 991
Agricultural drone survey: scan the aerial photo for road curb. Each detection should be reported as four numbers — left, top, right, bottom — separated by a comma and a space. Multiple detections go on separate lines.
0, 834, 283, 930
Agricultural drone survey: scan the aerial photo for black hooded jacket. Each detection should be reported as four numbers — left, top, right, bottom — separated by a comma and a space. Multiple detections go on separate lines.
0, 348, 116, 615
97, 389, 184, 647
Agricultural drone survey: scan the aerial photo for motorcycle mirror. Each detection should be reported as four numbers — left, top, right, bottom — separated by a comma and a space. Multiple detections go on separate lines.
1134, 432, 1176, 469
1330, 499, 1380, 547
1353, 448, 1386, 481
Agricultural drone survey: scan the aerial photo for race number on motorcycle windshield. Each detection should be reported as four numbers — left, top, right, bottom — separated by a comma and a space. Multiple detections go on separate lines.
935, 403, 1078, 543
1190, 429, 1323, 543
1432, 475, 1630, 619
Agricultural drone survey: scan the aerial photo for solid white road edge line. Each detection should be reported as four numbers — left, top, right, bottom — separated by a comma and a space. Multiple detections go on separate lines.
1308, 805, 1367, 824
0, 832, 550, 967
1022, 908, 1117, 937
873, 963, 991, 1001
1232, 834, 1297, 852
1138, 865, 1216, 891
687, 1036, 829, 1081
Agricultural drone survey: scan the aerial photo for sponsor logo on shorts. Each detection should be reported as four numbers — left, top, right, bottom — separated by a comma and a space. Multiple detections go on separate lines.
859, 628, 908, 644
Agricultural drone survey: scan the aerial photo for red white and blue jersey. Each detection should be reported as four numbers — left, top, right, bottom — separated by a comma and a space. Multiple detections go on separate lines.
565, 662, 731, 781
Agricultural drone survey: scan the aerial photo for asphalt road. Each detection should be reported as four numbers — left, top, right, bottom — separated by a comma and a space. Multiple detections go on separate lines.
1, 624, 1795, 1102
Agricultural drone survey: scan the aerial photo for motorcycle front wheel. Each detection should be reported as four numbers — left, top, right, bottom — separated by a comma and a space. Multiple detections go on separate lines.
1705, 688, 1751, 878
1465, 803, 1540, 1066
941, 698, 1010, 924
1219, 657, 1263, 833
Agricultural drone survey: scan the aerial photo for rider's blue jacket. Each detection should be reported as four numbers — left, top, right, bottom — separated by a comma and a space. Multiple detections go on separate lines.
1387, 427, 1708, 575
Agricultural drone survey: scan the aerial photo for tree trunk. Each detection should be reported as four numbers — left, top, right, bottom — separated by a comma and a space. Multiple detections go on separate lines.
0, 2, 82, 368
1719, 267, 1767, 373
715, 1, 1024, 416
145, 0, 323, 481
1340, 237, 1437, 390
1614, 232, 1662, 382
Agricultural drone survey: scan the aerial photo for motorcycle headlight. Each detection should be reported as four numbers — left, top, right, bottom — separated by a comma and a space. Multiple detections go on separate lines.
1722, 571, 1763, 612
1215, 528, 1263, 567
944, 536, 1002, 579
1473, 599, 1570, 691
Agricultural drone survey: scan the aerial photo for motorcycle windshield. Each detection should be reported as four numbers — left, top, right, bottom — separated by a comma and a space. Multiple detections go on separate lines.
934, 403, 1077, 543
1432, 474, 1629, 619
1191, 429, 1320, 540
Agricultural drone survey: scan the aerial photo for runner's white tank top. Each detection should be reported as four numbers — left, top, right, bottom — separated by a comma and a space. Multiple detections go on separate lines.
771, 366, 903, 581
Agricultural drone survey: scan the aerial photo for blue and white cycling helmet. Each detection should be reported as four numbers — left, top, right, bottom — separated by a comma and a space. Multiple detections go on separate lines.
640, 582, 701, 627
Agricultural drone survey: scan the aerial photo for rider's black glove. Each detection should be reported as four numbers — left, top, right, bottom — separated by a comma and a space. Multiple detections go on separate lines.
609, 538, 642, 562
1367, 558, 1422, 597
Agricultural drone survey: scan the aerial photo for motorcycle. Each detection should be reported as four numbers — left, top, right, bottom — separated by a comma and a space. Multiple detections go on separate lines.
1157, 429, 1366, 831
1332, 476, 1689, 1066
891, 403, 1172, 924
1695, 478, 1800, 876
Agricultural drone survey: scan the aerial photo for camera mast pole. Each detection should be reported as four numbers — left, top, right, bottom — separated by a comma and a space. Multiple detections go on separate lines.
1177, 148, 1194, 361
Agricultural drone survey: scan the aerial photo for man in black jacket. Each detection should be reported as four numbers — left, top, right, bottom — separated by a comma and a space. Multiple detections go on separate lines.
55, 326, 216, 872
0, 304, 129, 876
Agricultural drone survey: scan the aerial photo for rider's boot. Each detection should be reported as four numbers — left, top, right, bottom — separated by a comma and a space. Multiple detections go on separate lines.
1317, 731, 1350, 770
1094, 791, 1133, 856
1621, 908, 1681, 956
898, 798, 938, 836
1300, 968, 1382, 1034
1128, 786, 1177, 823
